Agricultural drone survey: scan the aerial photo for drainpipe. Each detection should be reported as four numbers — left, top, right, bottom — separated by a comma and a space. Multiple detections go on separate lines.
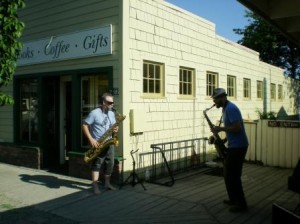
263, 78, 267, 114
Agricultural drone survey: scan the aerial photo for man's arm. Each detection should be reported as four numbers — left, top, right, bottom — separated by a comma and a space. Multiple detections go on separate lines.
211, 121, 241, 134
82, 123, 100, 148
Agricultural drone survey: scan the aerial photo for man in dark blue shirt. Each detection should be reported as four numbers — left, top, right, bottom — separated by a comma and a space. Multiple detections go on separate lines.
211, 88, 249, 213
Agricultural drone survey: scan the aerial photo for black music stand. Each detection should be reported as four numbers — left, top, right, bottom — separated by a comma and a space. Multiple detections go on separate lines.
119, 149, 146, 190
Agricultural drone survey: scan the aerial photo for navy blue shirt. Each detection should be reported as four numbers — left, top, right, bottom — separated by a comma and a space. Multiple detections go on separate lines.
223, 101, 248, 148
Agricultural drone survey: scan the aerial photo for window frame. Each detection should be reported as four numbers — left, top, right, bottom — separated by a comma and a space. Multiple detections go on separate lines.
206, 72, 218, 97
179, 66, 195, 99
257, 80, 263, 100
243, 78, 251, 99
271, 83, 276, 100
143, 60, 165, 98
278, 84, 283, 100
227, 75, 236, 98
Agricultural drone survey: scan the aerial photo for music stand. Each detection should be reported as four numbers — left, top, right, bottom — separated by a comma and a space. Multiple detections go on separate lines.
119, 149, 146, 190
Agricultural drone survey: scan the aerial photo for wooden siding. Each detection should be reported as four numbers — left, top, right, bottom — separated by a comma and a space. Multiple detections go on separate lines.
0, 83, 14, 142
245, 120, 300, 168
17, 0, 120, 74
0, 0, 121, 143
126, 0, 296, 158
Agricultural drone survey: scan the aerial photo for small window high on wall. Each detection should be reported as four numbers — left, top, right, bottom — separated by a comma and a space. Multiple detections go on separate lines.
227, 75, 236, 98
257, 80, 263, 99
206, 72, 218, 97
271, 83, 276, 100
243, 78, 251, 99
179, 67, 195, 98
143, 60, 164, 98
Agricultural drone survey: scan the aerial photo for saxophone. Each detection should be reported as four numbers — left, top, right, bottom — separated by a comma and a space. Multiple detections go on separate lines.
203, 104, 227, 158
83, 109, 126, 163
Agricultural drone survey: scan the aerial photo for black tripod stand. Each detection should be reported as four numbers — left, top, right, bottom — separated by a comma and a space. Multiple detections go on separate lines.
119, 149, 146, 190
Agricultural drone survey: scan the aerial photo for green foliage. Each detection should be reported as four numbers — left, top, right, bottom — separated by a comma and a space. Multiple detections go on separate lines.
0, 0, 25, 106
256, 109, 277, 120
234, 11, 300, 80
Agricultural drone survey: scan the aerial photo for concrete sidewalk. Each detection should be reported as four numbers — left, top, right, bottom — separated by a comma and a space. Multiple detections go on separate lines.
0, 162, 217, 224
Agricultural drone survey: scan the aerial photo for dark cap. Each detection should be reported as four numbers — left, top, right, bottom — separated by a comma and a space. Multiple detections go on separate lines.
211, 88, 227, 98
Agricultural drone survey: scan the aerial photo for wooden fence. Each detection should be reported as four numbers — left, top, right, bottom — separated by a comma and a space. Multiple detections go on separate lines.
244, 120, 300, 168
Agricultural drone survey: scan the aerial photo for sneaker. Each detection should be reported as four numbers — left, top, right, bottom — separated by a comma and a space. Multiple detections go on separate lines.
229, 205, 248, 213
223, 199, 235, 206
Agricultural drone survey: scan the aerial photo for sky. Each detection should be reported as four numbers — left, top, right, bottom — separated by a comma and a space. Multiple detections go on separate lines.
165, 0, 250, 42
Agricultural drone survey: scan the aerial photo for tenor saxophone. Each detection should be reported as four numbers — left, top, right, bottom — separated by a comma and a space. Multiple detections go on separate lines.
83, 109, 126, 163
203, 104, 227, 158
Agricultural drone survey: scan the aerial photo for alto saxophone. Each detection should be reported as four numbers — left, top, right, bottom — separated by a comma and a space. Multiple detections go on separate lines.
83, 109, 126, 163
203, 104, 227, 158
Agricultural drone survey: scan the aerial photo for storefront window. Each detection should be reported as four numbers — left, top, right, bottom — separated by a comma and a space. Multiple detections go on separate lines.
20, 79, 39, 142
81, 74, 109, 147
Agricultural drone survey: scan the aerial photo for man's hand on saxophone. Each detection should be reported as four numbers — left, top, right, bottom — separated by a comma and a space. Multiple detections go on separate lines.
113, 126, 119, 133
89, 138, 103, 149
211, 125, 222, 134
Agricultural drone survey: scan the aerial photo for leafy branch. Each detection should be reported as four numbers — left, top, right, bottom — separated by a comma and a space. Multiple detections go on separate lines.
0, 0, 25, 106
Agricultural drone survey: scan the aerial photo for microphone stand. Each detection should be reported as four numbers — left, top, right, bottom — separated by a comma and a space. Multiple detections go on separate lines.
119, 149, 146, 190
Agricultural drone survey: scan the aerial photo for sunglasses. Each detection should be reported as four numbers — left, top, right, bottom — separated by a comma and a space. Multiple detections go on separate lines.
105, 100, 114, 105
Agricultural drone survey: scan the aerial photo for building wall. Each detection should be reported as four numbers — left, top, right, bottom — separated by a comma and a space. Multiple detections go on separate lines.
0, 83, 14, 142
123, 0, 296, 163
0, 0, 297, 175
0, 0, 121, 143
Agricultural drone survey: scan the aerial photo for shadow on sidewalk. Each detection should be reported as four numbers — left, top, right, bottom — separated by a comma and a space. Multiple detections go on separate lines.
19, 174, 90, 190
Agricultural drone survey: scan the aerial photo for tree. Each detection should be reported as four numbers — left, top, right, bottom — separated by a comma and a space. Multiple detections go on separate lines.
234, 11, 300, 80
0, 0, 25, 106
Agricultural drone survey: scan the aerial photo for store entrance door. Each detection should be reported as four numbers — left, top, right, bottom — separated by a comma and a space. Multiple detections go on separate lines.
42, 76, 72, 174
42, 77, 60, 171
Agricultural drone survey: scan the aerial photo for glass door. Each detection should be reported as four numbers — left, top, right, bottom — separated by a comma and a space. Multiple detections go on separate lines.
81, 74, 109, 148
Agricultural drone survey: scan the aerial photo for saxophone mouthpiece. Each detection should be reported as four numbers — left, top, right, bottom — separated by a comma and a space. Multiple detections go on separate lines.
204, 104, 215, 112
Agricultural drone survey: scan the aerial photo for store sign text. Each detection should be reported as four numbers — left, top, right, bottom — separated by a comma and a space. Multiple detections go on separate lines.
18, 25, 112, 66
268, 121, 300, 128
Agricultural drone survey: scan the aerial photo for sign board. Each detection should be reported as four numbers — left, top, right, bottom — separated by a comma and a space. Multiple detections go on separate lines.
17, 25, 112, 66
268, 120, 300, 128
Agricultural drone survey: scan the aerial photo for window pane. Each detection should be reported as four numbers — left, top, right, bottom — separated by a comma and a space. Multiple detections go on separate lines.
143, 63, 148, 78
155, 65, 160, 79
179, 67, 194, 96
20, 79, 39, 142
227, 75, 236, 97
257, 81, 262, 99
149, 64, 154, 78
149, 79, 154, 93
143, 61, 163, 96
243, 78, 251, 98
206, 72, 218, 96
